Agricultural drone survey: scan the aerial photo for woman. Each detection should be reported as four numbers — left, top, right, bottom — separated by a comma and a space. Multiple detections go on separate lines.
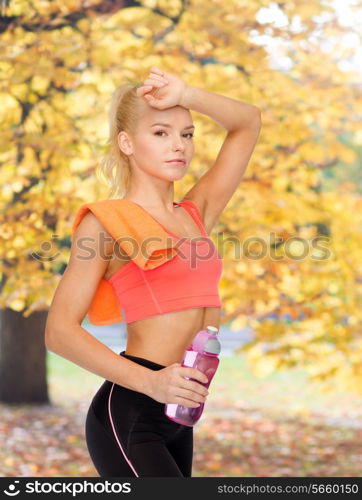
45, 66, 261, 477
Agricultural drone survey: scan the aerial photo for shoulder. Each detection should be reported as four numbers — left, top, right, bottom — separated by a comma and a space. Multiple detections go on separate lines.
75, 210, 107, 233
72, 198, 123, 235
72, 207, 114, 258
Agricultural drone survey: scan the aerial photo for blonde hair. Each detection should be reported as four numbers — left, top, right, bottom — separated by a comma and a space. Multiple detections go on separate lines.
96, 82, 143, 199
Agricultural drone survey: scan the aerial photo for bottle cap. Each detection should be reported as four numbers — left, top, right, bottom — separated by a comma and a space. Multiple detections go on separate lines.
206, 325, 219, 335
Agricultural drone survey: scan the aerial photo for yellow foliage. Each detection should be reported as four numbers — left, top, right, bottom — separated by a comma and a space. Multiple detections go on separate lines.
0, 0, 361, 394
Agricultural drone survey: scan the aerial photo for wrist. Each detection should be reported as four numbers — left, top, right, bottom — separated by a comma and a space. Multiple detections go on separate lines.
140, 367, 155, 397
179, 84, 194, 109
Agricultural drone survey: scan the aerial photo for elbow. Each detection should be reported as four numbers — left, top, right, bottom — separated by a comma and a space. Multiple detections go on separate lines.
44, 314, 60, 352
251, 107, 262, 128
45, 325, 56, 352
45, 314, 82, 352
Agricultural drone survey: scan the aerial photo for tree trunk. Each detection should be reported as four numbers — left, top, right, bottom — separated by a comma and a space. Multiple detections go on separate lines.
0, 308, 50, 404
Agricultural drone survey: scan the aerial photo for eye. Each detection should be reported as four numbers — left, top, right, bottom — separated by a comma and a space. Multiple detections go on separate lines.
154, 130, 194, 138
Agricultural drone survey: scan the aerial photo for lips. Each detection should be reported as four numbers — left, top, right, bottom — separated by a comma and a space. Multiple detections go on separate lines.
167, 159, 186, 164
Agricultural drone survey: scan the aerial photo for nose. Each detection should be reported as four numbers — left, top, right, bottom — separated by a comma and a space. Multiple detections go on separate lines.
172, 134, 186, 152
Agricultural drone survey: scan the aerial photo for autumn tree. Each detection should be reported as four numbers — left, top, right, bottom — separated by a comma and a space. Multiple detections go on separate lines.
0, 0, 361, 404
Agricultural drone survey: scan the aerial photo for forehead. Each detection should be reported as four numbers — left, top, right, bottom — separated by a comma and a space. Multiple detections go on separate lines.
138, 103, 193, 127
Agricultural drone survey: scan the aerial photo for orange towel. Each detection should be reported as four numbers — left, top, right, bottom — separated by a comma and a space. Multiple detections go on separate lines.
71, 199, 179, 325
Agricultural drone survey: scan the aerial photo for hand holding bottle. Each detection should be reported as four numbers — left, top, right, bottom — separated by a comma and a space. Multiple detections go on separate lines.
145, 363, 209, 408
165, 325, 221, 426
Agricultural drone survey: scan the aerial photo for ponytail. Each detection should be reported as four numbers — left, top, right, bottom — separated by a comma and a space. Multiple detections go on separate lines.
96, 82, 142, 199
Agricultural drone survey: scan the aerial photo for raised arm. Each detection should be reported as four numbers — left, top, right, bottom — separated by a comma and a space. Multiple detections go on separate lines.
179, 85, 261, 232
136, 66, 261, 233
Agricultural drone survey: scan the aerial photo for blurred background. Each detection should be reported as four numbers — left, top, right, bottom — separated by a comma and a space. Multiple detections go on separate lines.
1, 0, 362, 477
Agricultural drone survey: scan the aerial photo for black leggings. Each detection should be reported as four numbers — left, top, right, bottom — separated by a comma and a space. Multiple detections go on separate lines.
85, 351, 194, 477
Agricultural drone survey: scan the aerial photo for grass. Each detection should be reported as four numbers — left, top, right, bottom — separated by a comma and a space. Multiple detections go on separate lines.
208, 355, 362, 421
46, 350, 362, 421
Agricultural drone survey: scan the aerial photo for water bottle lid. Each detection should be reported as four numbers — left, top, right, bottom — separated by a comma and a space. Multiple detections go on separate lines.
203, 337, 221, 355
206, 325, 219, 335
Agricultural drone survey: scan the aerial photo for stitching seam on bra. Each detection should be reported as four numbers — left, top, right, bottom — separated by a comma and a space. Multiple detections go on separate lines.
141, 272, 163, 314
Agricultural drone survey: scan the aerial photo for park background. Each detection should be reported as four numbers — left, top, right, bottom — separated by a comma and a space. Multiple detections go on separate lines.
0, 0, 362, 477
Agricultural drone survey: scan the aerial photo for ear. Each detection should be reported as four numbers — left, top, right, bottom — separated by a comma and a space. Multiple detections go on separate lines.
117, 131, 133, 155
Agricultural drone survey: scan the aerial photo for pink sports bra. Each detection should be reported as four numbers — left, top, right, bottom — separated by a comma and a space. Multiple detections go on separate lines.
108, 200, 223, 323
71, 198, 223, 324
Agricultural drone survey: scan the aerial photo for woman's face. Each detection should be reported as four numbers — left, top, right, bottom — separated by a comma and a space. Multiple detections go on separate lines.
119, 103, 195, 182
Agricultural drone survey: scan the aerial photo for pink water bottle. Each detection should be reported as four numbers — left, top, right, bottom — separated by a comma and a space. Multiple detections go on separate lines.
164, 325, 221, 427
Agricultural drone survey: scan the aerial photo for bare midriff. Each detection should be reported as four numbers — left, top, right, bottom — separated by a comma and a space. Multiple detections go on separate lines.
103, 252, 221, 366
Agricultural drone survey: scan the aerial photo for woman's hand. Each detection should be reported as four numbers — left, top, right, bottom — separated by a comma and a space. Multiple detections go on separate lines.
136, 66, 188, 110
145, 362, 209, 408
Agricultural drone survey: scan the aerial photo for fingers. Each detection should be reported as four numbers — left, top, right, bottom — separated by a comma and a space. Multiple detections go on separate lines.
175, 395, 203, 408
150, 66, 165, 78
147, 66, 169, 84
143, 78, 167, 88
172, 395, 200, 409
137, 83, 161, 98
178, 386, 208, 402
137, 74, 168, 100
179, 378, 209, 397
137, 85, 151, 95
136, 68, 169, 106
147, 73, 168, 83
172, 387, 208, 408
182, 368, 208, 385
176, 371, 209, 397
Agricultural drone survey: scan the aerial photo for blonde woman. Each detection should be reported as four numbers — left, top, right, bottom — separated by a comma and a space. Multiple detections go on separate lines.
45, 67, 261, 477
